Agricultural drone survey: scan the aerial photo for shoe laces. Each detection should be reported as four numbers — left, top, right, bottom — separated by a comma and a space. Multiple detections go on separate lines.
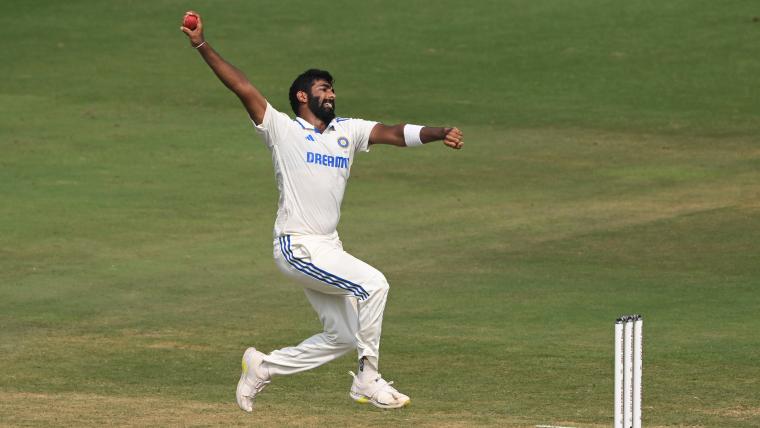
348, 371, 398, 394
376, 376, 398, 392
253, 378, 270, 392
247, 374, 270, 394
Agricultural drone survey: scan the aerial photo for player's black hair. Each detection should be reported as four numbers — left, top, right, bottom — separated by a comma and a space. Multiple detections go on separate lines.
289, 69, 334, 115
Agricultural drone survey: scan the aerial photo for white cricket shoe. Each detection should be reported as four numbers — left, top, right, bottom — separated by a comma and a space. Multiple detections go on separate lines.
348, 371, 411, 409
236, 347, 271, 412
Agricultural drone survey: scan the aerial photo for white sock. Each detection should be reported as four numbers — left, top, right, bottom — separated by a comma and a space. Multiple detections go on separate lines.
357, 356, 378, 382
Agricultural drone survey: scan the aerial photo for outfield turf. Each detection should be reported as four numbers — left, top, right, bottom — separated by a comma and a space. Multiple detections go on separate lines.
2, 0, 759, 426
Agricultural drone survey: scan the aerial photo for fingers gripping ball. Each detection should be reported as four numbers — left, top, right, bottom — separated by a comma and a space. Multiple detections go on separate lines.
183, 14, 198, 30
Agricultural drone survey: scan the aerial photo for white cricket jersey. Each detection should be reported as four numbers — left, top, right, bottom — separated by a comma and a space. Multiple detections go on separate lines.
253, 102, 377, 237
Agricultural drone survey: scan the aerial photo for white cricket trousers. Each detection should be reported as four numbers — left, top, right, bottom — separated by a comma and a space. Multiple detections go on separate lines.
262, 233, 389, 376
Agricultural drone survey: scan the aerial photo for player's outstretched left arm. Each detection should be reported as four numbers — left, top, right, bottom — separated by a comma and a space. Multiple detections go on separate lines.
369, 124, 463, 150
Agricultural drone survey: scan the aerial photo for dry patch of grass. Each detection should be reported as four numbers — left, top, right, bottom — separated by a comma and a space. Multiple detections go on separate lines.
0, 391, 248, 427
699, 404, 760, 420
0, 391, 532, 427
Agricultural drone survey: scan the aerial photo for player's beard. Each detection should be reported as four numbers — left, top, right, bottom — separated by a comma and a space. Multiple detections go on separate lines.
307, 94, 336, 124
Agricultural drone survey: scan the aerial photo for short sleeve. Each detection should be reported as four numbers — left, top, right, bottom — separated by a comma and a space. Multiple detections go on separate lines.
251, 102, 292, 148
348, 119, 379, 154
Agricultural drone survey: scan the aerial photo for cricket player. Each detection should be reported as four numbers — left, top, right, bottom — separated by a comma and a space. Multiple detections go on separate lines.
181, 11, 463, 411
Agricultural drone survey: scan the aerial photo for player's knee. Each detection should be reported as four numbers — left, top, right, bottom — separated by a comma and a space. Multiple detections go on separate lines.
367, 272, 389, 295
374, 272, 391, 293
325, 331, 357, 348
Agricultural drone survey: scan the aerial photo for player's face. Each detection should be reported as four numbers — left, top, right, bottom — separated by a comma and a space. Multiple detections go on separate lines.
307, 79, 336, 123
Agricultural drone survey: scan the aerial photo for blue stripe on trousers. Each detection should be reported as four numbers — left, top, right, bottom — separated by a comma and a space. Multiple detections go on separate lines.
278, 236, 369, 300
280, 236, 368, 299
279, 236, 368, 300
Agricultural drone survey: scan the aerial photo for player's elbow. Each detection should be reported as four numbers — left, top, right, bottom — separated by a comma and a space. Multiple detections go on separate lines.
233, 82, 257, 99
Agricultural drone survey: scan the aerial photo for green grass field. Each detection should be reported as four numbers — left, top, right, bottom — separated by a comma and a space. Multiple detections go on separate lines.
2, 0, 759, 426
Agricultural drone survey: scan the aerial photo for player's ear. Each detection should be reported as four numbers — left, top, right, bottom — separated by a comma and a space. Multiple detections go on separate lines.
296, 90, 308, 104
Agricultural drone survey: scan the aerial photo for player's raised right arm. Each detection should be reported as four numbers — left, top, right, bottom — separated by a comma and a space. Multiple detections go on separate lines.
180, 11, 267, 124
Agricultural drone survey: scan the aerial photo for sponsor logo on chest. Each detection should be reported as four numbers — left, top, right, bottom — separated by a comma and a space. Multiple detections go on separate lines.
302, 128, 350, 170
306, 151, 349, 169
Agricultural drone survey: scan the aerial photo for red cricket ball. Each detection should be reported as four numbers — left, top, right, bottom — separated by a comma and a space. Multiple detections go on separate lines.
183, 14, 198, 30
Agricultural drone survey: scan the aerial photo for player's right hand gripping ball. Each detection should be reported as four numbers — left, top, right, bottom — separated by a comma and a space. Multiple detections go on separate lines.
183, 14, 198, 30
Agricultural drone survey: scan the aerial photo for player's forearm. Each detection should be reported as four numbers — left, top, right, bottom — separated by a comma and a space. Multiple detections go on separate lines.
388, 125, 447, 144
420, 127, 448, 143
196, 43, 256, 95
370, 124, 462, 148
389, 125, 448, 143
194, 41, 267, 123
421, 125, 463, 150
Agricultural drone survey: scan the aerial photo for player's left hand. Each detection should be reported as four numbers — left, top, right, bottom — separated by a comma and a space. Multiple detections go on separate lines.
443, 127, 463, 149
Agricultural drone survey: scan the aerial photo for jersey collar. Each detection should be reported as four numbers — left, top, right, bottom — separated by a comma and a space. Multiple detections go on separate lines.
295, 116, 342, 133
295, 116, 318, 132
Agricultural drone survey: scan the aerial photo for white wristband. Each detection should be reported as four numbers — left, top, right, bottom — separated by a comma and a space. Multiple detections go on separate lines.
403, 124, 424, 147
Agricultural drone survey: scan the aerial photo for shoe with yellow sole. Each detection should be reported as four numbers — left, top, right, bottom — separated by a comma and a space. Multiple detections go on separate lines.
348, 371, 410, 409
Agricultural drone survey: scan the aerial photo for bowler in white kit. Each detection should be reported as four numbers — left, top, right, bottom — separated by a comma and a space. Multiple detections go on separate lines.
181, 11, 464, 411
